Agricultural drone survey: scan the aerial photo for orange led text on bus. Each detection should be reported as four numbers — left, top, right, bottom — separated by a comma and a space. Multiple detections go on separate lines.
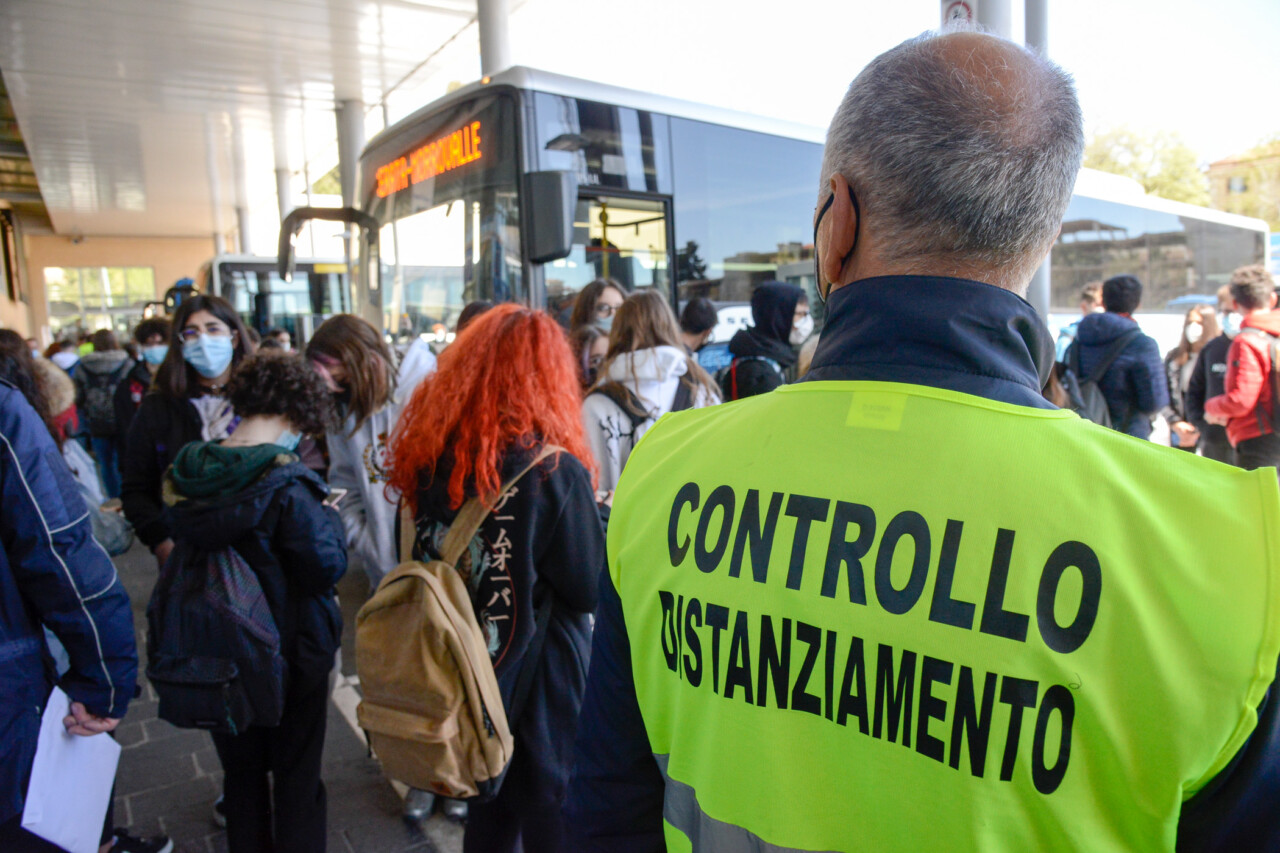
375, 120, 482, 198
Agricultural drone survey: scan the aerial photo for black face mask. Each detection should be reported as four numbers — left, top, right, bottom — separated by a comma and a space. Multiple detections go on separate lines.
813, 184, 860, 303
334, 387, 352, 411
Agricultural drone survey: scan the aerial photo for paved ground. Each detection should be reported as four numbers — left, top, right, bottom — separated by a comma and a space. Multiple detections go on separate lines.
111, 542, 465, 853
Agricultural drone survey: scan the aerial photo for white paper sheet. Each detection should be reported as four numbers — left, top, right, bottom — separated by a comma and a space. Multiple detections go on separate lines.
21, 686, 121, 853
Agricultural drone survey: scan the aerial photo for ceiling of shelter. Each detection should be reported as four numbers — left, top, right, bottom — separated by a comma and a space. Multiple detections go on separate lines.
0, 0, 481, 240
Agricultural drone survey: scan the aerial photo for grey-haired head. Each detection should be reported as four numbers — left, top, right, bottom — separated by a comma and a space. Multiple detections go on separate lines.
817, 29, 1084, 293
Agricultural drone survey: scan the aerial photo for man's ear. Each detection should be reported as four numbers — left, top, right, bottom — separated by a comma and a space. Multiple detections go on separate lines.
1270, 292, 1278, 311
819, 174, 858, 287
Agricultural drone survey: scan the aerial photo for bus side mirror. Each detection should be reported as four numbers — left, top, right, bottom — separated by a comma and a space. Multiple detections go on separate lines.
524, 171, 577, 264
277, 206, 378, 281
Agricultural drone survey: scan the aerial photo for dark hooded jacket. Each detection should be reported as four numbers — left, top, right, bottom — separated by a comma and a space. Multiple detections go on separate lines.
412, 443, 605, 796
165, 442, 347, 681
721, 282, 803, 400
1070, 311, 1168, 438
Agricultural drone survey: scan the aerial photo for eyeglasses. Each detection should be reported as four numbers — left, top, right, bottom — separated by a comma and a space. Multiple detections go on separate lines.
595, 302, 619, 318
179, 326, 231, 343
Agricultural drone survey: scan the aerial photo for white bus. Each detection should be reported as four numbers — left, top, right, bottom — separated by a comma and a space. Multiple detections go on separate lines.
278, 67, 1267, 349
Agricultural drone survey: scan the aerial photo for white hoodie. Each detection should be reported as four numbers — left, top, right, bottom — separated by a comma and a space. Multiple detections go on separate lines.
327, 338, 437, 585
582, 345, 717, 492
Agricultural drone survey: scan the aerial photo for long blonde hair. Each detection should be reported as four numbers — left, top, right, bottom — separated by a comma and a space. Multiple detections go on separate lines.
593, 289, 718, 415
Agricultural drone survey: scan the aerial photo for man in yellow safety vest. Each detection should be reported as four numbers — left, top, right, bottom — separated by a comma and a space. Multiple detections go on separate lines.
564, 27, 1280, 853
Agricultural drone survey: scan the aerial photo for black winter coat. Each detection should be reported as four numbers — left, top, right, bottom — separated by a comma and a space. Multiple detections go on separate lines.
168, 457, 347, 681
1185, 333, 1232, 450
411, 445, 605, 795
122, 393, 204, 548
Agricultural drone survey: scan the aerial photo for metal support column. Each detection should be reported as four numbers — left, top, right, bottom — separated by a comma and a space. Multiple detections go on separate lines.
1025, 0, 1051, 317
335, 99, 369, 320
977, 0, 1012, 37
1025, 0, 1048, 53
478, 0, 511, 77
276, 168, 292, 222
236, 207, 252, 255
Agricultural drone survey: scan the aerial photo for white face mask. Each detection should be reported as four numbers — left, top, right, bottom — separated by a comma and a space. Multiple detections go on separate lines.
790, 314, 814, 346
1185, 322, 1204, 345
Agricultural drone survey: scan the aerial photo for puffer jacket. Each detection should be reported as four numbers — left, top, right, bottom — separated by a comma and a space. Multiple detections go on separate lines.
1205, 310, 1280, 447
0, 381, 136, 824
1071, 311, 1168, 438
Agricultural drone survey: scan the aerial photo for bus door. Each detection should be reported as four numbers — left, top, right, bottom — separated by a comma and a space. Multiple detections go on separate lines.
546, 191, 674, 321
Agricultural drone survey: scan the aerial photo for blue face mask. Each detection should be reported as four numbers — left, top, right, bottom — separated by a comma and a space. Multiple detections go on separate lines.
595, 315, 614, 333
276, 430, 302, 451
141, 344, 169, 365
1222, 311, 1242, 337
183, 334, 234, 379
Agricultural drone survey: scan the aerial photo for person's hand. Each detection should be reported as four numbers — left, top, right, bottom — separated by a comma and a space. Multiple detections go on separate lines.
1204, 412, 1228, 427
63, 701, 119, 737
153, 539, 175, 565
1171, 421, 1201, 445
595, 490, 615, 508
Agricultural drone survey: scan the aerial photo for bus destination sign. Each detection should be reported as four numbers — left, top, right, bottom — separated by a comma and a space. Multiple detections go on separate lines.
376, 120, 483, 198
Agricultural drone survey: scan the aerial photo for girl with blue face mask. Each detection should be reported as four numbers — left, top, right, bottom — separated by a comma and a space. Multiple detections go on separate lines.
121, 295, 252, 573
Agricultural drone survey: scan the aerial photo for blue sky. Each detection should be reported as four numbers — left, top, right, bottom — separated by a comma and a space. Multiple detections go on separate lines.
511, 0, 1280, 164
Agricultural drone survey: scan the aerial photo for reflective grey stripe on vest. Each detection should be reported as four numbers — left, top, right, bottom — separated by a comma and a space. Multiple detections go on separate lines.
654, 753, 839, 853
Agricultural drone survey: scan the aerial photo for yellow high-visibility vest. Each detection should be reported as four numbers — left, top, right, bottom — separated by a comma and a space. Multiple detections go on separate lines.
608, 380, 1280, 852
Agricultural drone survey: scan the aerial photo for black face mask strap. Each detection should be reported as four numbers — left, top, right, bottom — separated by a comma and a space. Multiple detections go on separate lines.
813, 184, 860, 302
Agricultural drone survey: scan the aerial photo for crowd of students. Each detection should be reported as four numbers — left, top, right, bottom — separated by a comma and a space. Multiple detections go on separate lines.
0, 279, 817, 852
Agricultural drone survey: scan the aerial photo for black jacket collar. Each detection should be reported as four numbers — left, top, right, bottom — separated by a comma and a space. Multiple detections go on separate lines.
804, 275, 1056, 409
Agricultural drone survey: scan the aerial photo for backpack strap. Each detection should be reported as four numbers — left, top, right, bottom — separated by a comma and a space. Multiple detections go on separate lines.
671, 374, 694, 412
439, 444, 564, 573
588, 384, 650, 431
1084, 328, 1143, 383
397, 445, 565, 569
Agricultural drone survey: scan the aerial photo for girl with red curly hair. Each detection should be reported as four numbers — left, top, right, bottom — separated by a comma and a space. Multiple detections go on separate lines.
388, 304, 605, 853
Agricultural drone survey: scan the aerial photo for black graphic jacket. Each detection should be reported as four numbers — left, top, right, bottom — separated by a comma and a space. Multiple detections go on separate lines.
412, 443, 606, 796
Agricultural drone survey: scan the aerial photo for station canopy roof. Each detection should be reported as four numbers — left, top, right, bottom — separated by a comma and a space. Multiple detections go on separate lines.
0, 0, 484, 240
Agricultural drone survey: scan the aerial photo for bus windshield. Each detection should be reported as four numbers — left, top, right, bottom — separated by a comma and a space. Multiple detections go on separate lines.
364, 92, 522, 341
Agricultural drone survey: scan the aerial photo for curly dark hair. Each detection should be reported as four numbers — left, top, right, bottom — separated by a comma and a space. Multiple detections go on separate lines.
225, 353, 336, 436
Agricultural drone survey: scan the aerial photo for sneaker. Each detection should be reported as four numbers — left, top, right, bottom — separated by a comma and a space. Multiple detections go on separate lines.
212, 794, 227, 828
403, 787, 436, 821
109, 829, 174, 853
440, 797, 468, 822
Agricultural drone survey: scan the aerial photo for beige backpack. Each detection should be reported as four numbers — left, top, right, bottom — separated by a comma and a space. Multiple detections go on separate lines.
354, 446, 560, 800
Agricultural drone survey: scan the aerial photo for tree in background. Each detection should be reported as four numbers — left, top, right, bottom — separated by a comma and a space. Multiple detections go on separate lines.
1208, 136, 1280, 231
1084, 126, 1209, 206
676, 239, 708, 282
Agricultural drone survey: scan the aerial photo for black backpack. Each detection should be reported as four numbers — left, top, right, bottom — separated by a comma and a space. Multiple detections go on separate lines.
717, 355, 783, 402
1064, 329, 1142, 430
82, 361, 130, 435
1239, 328, 1280, 433
146, 544, 286, 734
